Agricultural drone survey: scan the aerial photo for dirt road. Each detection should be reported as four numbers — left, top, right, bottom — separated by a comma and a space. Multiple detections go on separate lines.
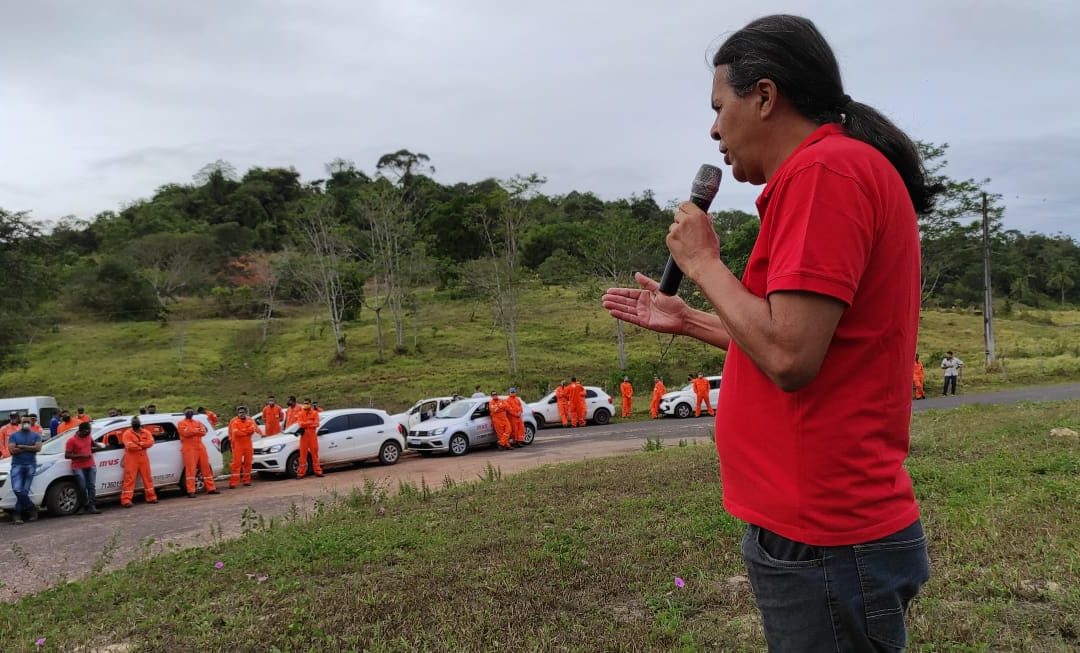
1, 382, 1076, 601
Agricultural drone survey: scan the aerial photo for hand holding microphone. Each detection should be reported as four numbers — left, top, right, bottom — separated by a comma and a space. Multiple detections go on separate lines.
658, 164, 723, 295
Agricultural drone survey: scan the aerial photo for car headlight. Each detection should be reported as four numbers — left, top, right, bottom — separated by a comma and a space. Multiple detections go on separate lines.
430, 427, 447, 436
35, 462, 55, 475
265, 444, 286, 454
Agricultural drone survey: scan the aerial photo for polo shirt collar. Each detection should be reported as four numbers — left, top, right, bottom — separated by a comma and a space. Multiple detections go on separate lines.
755, 123, 845, 213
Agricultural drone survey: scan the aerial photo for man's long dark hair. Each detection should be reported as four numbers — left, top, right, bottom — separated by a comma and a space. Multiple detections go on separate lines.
713, 15, 939, 214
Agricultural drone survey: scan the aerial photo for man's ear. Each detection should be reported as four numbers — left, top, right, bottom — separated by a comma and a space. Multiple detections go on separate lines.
756, 78, 778, 119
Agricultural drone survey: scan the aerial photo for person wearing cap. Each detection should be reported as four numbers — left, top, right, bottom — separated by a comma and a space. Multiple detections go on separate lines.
488, 391, 512, 450
120, 417, 157, 507
76, 407, 92, 424
197, 406, 218, 427
651, 376, 666, 419
228, 406, 262, 488
620, 376, 634, 418
178, 407, 219, 497
261, 396, 284, 437
65, 421, 102, 514
8, 417, 42, 523
295, 399, 323, 478
0, 411, 21, 458
504, 388, 526, 447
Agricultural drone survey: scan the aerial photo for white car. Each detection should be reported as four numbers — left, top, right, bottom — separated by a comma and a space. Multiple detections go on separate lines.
658, 376, 722, 418
529, 386, 614, 428
391, 396, 460, 432
251, 408, 406, 477
0, 414, 221, 516
406, 397, 537, 456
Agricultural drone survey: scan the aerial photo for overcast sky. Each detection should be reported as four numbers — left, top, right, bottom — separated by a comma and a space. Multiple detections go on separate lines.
1, 1, 1077, 237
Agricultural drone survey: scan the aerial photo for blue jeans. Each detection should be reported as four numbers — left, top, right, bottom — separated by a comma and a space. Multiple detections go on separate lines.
10, 463, 36, 514
72, 466, 97, 508
741, 520, 930, 652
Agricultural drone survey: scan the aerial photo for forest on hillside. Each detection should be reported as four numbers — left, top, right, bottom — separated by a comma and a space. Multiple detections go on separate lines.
2, 144, 1078, 370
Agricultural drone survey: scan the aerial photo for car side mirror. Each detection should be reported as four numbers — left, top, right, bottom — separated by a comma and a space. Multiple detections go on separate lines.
317, 428, 328, 436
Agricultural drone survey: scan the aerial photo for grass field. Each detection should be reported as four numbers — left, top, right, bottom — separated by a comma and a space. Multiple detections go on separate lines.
0, 401, 1076, 652
0, 286, 1077, 415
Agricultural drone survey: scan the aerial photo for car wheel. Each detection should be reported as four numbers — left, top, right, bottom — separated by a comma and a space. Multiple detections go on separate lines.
523, 423, 536, 445
675, 403, 692, 419
220, 437, 231, 453
286, 452, 300, 478
379, 440, 402, 465
592, 408, 611, 425
45, 479, 80, 516
448, 433, 469, 456
533, 413, 545, 429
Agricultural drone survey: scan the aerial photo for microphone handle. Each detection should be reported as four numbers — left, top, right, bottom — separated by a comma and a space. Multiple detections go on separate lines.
657, 194, 713, 296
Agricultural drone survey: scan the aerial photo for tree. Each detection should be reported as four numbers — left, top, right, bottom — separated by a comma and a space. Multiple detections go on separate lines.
375, 149, 435, 187
470, 174, 546, 376
126, 233, 217, 306
1046, 257, 1077, 306
227, 252, 286, 341
0, 209, 53, 366
288, 197, 361, 359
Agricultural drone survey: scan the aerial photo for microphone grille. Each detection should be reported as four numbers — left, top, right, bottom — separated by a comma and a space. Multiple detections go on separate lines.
691, 164, 723, 202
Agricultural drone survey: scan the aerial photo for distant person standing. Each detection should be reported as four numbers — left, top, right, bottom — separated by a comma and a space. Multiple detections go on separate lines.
650, 377, 666, 419
55, 410, 77, 435
228, 406, 262, 488
49, 411, 61, 437
941, 351, 963, 395
76, 407, 92, 424
27, 414, 43, 434
65, 421, 102, 514
913, 353, 926, 400
120, 417, 157, 507
693, 372, 714, 417
568, 377, 587, 427
261, 396, 284, 437
555, 380, 571, 427
178, 407, 219, 497
284, 396, 301, 428
197, 406, 218, 427
0, 412, 21, 458
470, 385, 486, 399
489, 391, 513, 450
8, 417, 42, 523
147, 404, 158, 415
620, 376, 634, 418
504, 388, 526, 447
295, 399, 323, 478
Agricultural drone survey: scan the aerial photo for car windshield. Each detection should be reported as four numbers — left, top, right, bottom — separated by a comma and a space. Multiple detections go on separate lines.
680, 383, 694, 392
40, 432, 75, 455
435, 401, 474, 419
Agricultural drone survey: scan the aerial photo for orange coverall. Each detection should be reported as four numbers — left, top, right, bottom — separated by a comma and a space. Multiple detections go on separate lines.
203, 410, 219, 427
489, 398, 512, 448
228, 416, 262, 487
55, 418, 79, 434
261, 404, 284, 436
77, 413, 92, 424
504, 393, 526, 444
570, 382, 587, 427
693, 377, 714, 417
913, 361, 926, 399
295, 407, 323, 477
0, 423, 17, 458
651, 380, 666, 419
120, 427, 157, 505
284, 405, 301, 428
555, 385, 570, 426
620, 381, 634, 418
178, 417, 217, 494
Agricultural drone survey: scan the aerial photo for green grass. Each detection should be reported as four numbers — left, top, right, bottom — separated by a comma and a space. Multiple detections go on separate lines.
0, 286, 1077, 415
0, 401, 1077, 651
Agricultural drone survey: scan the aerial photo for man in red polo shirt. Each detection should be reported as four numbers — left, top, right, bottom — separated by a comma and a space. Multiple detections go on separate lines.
603, 15, 935, 650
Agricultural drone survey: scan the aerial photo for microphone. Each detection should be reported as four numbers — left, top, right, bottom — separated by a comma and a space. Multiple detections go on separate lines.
658, 164, 722, 296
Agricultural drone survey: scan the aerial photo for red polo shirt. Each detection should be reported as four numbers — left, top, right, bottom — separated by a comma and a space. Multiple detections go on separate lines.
715, 123, 921, 546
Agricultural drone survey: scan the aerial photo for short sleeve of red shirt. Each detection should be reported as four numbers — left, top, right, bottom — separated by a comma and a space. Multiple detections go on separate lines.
764, 163, 875, 306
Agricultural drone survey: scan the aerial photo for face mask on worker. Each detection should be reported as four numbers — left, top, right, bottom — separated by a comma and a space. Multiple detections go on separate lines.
20, 423, 30, 431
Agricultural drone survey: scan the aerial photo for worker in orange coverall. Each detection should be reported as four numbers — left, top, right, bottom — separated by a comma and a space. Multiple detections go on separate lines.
693, 372, 714, 417
568, 377, 587, 427
650, 377, 666, 419
228, 406, 263, 488
120, 417, 158, 507
178, 407, 219, 497
620, 376, 634, 418
261, 396, 284, 436
197, 406, 218, 427
504, 387, 526, 447
284, 396, 301, 428
489, 391, 513, 450
295, 399, 323, 478
555, 380, 571, 427
913, 353, 926, 400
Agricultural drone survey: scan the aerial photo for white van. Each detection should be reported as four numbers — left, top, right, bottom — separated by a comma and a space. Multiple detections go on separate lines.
0, 396, 59, 429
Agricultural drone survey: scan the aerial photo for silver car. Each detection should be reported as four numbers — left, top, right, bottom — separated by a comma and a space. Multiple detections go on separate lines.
406, 397, 537, 456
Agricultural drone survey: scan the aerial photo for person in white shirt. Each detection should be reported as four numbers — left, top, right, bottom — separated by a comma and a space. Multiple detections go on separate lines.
941, 351, 963, 395
470, 385, 486, 399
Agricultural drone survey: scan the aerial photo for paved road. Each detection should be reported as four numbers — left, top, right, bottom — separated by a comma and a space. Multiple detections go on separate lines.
1, 382, 1077, 602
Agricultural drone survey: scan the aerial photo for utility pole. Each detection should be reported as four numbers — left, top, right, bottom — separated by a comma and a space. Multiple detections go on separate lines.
981, 192, 996, 368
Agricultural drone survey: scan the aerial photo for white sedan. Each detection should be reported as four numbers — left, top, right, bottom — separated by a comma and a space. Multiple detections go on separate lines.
391, 396, 460, 433
658, 375, 722, 418
251, 408, 406, 477
528, 386, 614, 428
406, 397, 537, 456
0, 414, 221, 516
